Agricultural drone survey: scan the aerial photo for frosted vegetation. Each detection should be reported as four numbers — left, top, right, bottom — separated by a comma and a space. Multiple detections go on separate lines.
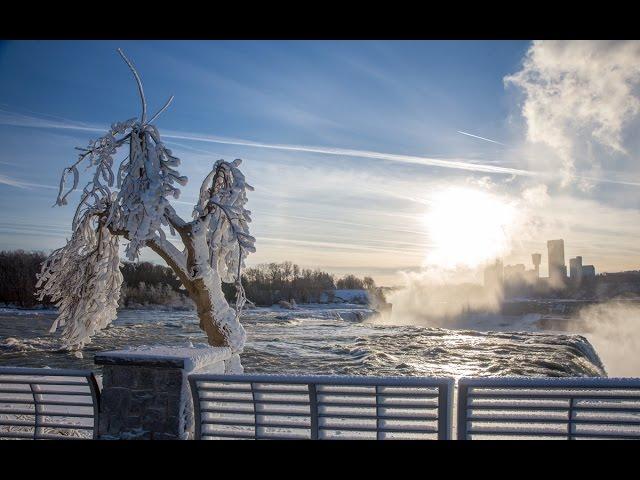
35, 50, 255, 353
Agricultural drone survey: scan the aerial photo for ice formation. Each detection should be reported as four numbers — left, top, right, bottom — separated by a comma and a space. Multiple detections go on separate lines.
36, 49, 256, 352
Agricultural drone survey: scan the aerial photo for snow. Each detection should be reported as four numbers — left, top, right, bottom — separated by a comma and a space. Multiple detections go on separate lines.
36, 50, 256, 354
96, 343, 234, 439
321, 289, 371, 304
96, 343, 232, 371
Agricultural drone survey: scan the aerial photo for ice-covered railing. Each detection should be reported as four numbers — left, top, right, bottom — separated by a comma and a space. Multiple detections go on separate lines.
188, 374, 454, 440
457, 377, 640, 440
0, 367, 100, 440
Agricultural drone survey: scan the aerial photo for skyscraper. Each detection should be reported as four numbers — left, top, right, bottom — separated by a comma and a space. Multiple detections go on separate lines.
569, 256, 583, 284
532, 253, 541, 278
547, 239, 566, 285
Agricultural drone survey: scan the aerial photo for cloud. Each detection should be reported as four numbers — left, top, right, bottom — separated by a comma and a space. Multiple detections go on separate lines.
4, 107, 640, 188
161, 131, 534, 177
505, 40, 640, 187
0, 174, 57, 190
0, 108, 538, 178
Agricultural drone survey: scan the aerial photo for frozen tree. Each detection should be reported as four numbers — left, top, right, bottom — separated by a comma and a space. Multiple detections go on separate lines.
36, 50, 256, 355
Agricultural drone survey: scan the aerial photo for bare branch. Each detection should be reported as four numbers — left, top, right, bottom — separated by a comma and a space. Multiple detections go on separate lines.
147, 235, 189, 282
147, 95, 175, 124
117, 48, 147, 124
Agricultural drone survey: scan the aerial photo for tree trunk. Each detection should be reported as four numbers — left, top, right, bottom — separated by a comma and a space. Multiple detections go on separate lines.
183, 220, 246, 353
119, 216, 247, 354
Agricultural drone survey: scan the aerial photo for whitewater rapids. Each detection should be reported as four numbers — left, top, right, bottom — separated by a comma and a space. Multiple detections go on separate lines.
0, 304, 605, 377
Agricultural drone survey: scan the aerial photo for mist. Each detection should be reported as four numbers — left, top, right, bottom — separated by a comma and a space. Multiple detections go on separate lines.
572, 300, 640, 377
384, 268, 503, 328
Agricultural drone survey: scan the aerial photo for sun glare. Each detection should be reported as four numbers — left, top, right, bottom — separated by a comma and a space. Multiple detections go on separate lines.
424, 187, 516, 269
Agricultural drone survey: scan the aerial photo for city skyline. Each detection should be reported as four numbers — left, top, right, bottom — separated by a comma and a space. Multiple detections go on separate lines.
486, 237, 598, 290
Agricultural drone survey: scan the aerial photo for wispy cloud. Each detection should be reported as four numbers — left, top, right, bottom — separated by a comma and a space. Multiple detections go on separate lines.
2, 108, 639, 191
164, 131, 531, 177
0, 174, 57, 190
457, 130, 505, 145
0, 108, 536, 178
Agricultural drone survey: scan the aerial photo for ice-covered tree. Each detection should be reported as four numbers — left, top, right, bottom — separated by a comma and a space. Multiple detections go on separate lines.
36, 50, 256, 356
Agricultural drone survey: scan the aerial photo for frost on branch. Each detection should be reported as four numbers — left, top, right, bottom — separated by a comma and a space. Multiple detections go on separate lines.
36, 215, 122, 349
35, 49, 256, 353
117, 123, 186, 260
194, 159, 256, 314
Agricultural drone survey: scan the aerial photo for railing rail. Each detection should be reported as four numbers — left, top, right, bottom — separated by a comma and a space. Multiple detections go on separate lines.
0, 367, 100, 440
457, 376, 640, 440
189, 373, 454, 440
4, 366, 640, 441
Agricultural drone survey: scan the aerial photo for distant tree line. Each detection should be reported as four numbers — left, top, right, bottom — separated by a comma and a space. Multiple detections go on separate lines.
0, 250, 188, 308
119, 262, 182, 293
225, 262, 379, 306
0, 250, 48, 307
0, 251, 379, 309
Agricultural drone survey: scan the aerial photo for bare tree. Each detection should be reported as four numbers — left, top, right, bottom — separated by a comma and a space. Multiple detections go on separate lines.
36, 50, 256, 359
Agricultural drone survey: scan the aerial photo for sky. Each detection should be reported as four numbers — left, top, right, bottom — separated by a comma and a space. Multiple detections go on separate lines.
1, 40, 639, 286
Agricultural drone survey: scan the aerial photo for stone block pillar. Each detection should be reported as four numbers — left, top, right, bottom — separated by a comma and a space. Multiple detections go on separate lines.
95, 344, 241, 440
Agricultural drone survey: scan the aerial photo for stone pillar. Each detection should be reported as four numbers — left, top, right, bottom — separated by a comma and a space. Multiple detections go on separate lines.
95, 344, 242, 440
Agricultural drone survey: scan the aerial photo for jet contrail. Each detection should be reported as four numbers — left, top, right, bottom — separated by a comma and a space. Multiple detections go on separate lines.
4, 109, 640, 187
457, 130, 505, 145
163, 131, 534, 177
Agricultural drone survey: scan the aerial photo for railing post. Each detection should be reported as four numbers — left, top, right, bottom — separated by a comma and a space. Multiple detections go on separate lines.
375, 385, 382, 440
250, 382, 259, 439
568, 397, 575, 440
308, 383, 319, 440
29, 383, 42, 440
456, 381, 469, 440
87, 373, 101, 440
188, 377, 202, 441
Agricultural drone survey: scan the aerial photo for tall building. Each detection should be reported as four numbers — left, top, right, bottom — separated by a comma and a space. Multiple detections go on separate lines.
547, 239, 567, 285
569, 256, 583, 284
531, 253, 541, 278
582, 265, 596, 278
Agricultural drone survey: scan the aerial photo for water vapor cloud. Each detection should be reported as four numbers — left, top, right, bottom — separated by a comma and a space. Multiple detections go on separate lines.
506, 40, 640, 188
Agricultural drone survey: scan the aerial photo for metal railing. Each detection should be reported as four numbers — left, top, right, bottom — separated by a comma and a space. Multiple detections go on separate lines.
4, 366, 640, 440
457, 377, 640, 440
189, 374, 454, 440
0, 367, 100, 440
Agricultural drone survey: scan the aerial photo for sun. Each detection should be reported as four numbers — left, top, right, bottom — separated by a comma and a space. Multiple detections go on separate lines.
423, 187, 516, 269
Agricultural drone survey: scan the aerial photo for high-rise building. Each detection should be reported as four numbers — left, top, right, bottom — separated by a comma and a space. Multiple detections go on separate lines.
582, 265, 596, 277
531, 253, 541, 278
569, 256, 583, 284
547, 239, 566, 285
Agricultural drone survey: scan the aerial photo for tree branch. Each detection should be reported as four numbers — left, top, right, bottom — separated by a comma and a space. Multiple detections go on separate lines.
104, 212, 190, 286
147, 235, 190, 287
117, 48, 147, 124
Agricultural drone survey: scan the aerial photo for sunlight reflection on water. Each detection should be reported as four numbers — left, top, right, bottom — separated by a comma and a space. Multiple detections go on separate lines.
0, 305, 605, 378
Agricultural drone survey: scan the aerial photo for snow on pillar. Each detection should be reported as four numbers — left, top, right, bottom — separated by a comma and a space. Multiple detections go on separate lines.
95, 345, 242, 440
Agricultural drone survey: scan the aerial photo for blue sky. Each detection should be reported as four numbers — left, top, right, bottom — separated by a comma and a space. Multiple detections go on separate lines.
1, 40, 639, 285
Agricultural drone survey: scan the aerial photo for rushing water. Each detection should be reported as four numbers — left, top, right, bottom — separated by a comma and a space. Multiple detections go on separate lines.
0, 305, 606, 377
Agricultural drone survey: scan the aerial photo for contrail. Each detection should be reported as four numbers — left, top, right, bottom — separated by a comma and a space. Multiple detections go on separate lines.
0, 109, 534, 177
163, 131, 534, 177
3, 109, 640, 187
0, 174, 58, 190
457, 130, 505, 145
